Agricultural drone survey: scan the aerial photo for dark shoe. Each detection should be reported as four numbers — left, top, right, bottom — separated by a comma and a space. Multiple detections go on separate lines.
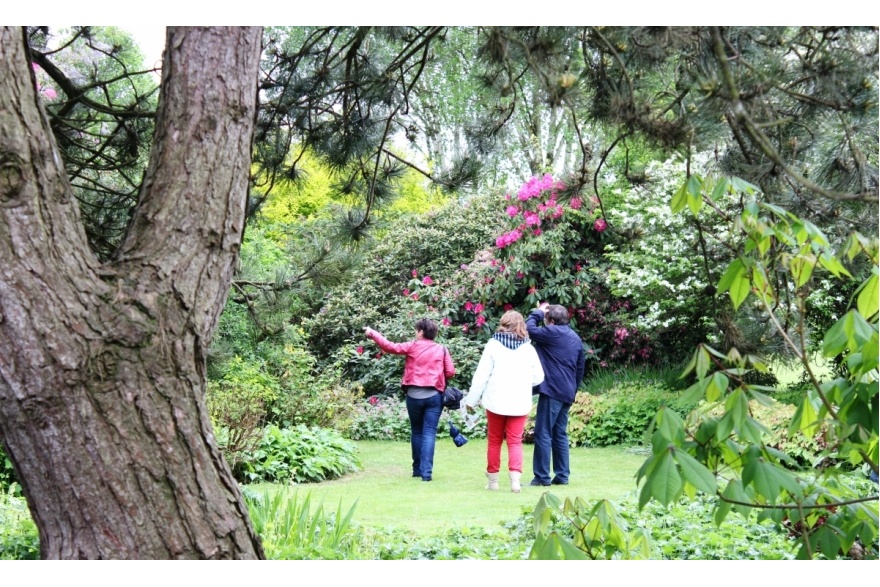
529, 478, 551, 487
422, 477, 432, 482
551, 478, 569, 485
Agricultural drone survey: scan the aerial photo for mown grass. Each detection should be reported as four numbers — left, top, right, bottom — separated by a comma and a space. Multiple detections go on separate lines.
253, 439, 647, 534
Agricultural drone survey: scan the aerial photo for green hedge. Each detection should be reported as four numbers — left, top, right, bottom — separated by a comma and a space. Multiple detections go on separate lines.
568, 381, 695, 447
236, 425, 360, 484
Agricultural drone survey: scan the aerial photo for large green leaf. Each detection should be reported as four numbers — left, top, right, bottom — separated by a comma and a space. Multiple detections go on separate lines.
790, 252, 816, 288
856, 273, 879, 319
671, 181, 689, 214
649, 450, 683, 507
819, 251, 852, 278
673, 448, 717, 495
741, 459, 801, 502
706, 372, 730, 403
717, 259, 745, 293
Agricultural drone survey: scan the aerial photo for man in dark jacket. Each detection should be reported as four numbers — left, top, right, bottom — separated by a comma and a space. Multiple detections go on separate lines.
526, 303, 585, 486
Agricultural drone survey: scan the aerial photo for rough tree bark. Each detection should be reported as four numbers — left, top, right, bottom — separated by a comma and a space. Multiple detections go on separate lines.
0, 26, 266, 559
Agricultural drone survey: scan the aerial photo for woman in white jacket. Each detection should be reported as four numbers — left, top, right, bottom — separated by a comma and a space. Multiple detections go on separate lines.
463, 310, 545, 492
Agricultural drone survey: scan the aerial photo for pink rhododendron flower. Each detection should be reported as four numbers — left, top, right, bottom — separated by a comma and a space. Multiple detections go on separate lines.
532, 229, 542, 236
575, 263, 582, 271
462, 324, 469, 333
594, 218, 608, 232
524, 212, 541, 226
464, 301, 474, 311
494, 229, 523, 249
403, 288, 410, 296
422, 275, 433, 285
475, 315, 486, 327
491, 259, 497, 266
517, 174, 557, 201
503, 303, 514, 311
528, 286, 537, 294
442, 317, 451, 326
356, 346, 364, 354
506, 205, 519, 217
474, 303, 484, 314
569, 197, 583, 210
411, 269, 418, 277
43, 88, 57, 99
368, 396, 379, 405
411, 293, 419, 301
516, 271, 524, 279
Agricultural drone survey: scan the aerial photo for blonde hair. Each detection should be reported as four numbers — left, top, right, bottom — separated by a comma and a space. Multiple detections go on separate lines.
497, 310, 527, 339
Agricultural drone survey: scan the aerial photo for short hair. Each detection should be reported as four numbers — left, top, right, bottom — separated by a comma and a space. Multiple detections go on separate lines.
416, 318, 438, 340
497, 310, 527, 338
545, 304, 570, 325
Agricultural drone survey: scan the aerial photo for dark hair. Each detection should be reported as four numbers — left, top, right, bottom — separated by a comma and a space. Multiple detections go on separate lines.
545, 304, 570, 325
416, 318, 438, 340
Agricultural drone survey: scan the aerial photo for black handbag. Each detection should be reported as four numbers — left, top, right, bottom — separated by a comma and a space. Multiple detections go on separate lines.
441, 385, 464, 410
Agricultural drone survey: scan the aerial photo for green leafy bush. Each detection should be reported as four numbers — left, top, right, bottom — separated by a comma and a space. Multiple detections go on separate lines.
568, 381, 695, 447
236, 425, 360, 484
0, 487, 39, 560
697, 399, 828, 467
524, 491, 797, 560
344, 394, 488, 441
208, 324, 363, 439
345, 395, 412, 441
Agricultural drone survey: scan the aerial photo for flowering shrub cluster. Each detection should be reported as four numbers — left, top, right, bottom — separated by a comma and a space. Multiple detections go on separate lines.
344, 394, 488, 441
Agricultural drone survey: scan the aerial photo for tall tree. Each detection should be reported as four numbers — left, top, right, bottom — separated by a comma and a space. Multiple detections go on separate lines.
0, 26, 265, 559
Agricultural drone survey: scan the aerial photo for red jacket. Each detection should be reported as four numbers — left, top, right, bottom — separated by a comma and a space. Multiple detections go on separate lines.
367, 330, 455, 391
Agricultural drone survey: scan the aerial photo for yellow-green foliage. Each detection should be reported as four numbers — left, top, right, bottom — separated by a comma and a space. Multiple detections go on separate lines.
255, 146, 448, 226
258, 148, 334, 224
382, 166, 448, 217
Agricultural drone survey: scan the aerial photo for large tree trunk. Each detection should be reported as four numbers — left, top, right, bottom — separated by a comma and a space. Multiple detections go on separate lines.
0, 26, 265, 559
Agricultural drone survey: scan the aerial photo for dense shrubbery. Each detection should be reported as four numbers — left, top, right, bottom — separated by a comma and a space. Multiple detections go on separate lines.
0, 489, 39, 560
568, 383, 696, 447
345, 395, 489, 441
235, 425, 360, 484
697, 400, 828, 467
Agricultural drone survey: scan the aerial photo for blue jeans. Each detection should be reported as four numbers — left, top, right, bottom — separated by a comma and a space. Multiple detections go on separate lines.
532, 394, 571, 484
406, 393, 443, 480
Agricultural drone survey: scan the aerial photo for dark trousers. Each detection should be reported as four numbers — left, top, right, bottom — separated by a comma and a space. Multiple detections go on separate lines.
406, 393, 443, 480
532, 394, 571, 484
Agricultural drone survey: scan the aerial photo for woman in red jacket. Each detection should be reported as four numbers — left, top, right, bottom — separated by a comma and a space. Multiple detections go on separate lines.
364, 318, 455, 481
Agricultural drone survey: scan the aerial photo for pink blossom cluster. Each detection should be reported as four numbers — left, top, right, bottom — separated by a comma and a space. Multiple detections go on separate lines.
495, 175, 580, 249
516, 174, 563, 202
495, 229, 523, 249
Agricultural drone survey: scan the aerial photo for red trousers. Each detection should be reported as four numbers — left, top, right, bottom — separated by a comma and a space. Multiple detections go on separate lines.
485, 410, 528, 473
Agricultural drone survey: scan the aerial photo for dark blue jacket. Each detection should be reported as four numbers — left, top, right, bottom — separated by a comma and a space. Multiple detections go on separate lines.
526, 309, 585, 404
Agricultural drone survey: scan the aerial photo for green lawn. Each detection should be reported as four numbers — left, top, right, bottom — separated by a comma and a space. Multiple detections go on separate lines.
256, 439, 647, 534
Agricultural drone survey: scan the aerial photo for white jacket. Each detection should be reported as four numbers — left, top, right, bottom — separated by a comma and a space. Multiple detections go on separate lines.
463, 336, 545, 416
